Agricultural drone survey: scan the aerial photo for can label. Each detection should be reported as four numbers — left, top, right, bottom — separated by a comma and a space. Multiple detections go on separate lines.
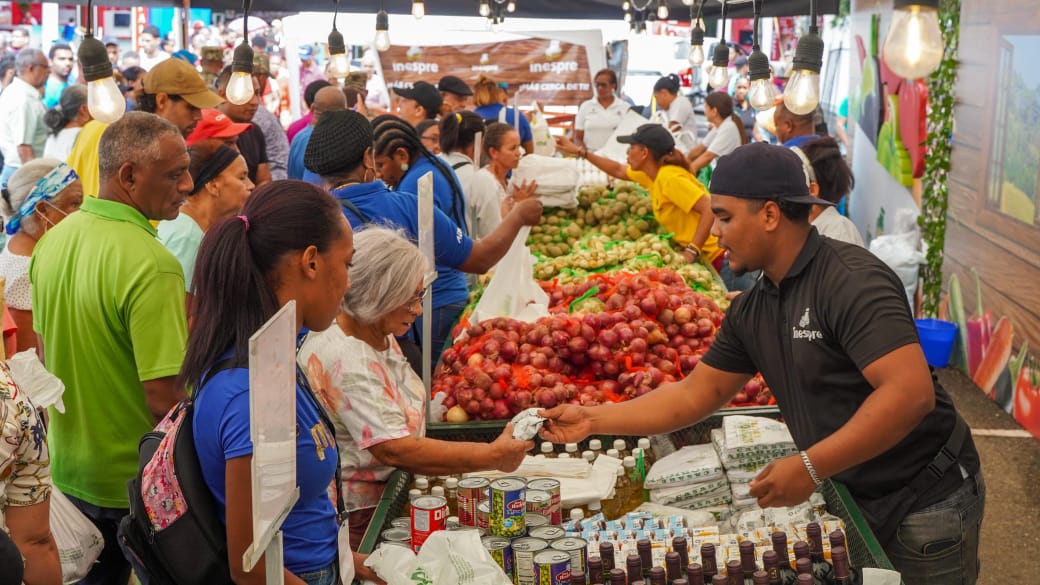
526, 479, 562, 525
550, 537, 588, 577
512, 537, 549, 585
410, 495, 448, 552
534, 550, 572, 585
529, 526, 567, 542
482, 536, 515, 581
489, 477, 527, 538
458, 477, 490, 527
477, 501, 490, 531
526, 489, 553, 519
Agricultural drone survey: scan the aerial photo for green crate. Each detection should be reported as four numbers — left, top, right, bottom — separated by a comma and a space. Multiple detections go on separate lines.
358, 407, 897, 576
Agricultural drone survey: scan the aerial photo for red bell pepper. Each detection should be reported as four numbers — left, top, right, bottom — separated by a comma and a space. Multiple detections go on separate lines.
1013, 355, 1040, 439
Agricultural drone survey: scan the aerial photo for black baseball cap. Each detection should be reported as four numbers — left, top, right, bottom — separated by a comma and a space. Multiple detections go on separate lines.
709, 142, 835, 206
438, 75, 473, 97
617, 124, 675, 157
395, 81, 443, 116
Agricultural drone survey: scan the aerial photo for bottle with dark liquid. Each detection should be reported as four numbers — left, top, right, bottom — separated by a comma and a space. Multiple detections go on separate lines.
632, 582, 646, 585
770, 532, 797, 585
588, 555, 605, 585
752, 571, 769, 585
796, 575, 813, 585
600, 542, 616, 581
665, 551, 682, 584
674, 580, 690, 585
792, 542, 810, 571
726, 560, 743, 585
739, 540, 757, 584
649, 566, 667, 585
638, 538, 653, 580
609, 568, 627, 585
572, 568, 588, 585
828, 530, 846, 551
712, 575, 729, 585
700, 543, 718, 580
761, 551, 782, 585
806, 523, 833, 584
686, 563, 704, 585
673, 536, 689, 570
830, 547, 855, 585
628, 553, 644, 585
794, 558, 814, 583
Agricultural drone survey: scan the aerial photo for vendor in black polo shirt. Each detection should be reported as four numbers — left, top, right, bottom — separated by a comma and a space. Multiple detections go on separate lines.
540, 142, 983, 584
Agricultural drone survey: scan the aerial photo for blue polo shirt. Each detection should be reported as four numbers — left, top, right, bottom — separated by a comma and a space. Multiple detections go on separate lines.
331, 181, 472, 309
193, 361, 338, 574
474, 103, 534, 145
783, 135, 815, 148
287, 125, 322, 186
398, 155, 469, 236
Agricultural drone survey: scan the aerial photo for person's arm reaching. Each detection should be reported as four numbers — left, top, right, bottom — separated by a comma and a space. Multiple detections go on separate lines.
554, 135, 628, 180
688, 196, 715, 251
457, 198, 542, 274
539, 362, 751, 443
5, 501, 61, 585
749, 343, 935, 507
688, 150, 717, 174
142, 376, 187, 421
368, 423, 532, 476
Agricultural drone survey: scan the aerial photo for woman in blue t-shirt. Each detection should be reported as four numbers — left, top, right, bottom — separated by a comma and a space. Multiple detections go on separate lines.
181, 181, 382, 585
472, 75, 535, 155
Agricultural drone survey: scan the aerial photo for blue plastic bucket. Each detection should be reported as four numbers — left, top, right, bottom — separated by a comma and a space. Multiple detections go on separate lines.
916, 318, 958, 368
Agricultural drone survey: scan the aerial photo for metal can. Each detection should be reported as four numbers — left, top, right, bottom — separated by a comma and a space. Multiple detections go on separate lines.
380, 527, 411, 544
550, 537, 588, 577
410, 495, 448, 552
390, 517, 411, 530
534, 549, 572, 585
526, 479, 562, 525
526, 489, 553, 519
489, 477, 527, 538
482, 536, 515, 582
526, 512, 550, 532
458, 477, 490, 527
512, 537, 549, 585
529, 525, 567, 543
477, 501, 490, 531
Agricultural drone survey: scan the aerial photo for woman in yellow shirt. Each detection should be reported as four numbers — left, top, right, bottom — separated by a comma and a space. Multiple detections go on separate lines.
556, 124, 723, 270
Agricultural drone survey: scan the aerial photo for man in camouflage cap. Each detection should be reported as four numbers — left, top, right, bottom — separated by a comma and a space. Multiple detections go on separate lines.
199, 46, 224, 89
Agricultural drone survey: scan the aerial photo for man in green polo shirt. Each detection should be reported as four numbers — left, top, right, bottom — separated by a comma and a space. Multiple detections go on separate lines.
30, 111, 191, 585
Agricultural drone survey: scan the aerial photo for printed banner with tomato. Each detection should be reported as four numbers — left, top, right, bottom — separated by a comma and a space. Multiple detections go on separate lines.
379, 38, 593, 106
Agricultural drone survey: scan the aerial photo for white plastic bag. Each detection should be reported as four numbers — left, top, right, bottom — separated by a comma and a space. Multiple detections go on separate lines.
870, 231, 925, 310
512, 155, 579, 209
7, 349, 66, 413
372, 529, 514, 585
529, 103, 556, 157
644, 444, 723, 488
470, 226, 550, 325
50, 487, 104, 584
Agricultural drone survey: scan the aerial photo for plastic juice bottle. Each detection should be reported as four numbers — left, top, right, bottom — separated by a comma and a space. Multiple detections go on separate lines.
588, 438, 604, 460
623, 456, 644, 514
613, 439, 629, 459
444, 477, 459, 517
565, 443, 579, 457
540, 441, 557, 458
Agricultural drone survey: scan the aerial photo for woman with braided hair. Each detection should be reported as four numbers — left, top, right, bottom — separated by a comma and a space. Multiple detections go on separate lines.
370, 114, 469, 236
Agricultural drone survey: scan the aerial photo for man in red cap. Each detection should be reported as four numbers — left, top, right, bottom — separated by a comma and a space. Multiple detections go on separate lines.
185, 109, 251, 149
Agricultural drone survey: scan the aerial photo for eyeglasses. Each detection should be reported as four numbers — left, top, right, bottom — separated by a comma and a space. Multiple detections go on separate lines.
405, 287, 428, 315
420, 134, 438, 143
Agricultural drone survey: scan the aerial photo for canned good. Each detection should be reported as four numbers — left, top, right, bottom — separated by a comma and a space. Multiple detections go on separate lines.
458, 477, 490, 527
529, 525, 567, 542
380, 541, 413, 551
489, 477, 527, 538
526, 479, 562, 525
534, 549, 572, 585
550, 537, 588, 577
482, 536, 515, 582
512, 537, 549, 585
526, 513, 550, 532
390, 517, 411, 530
445, 516, 460, 530
380, 527, 411, 544
526, 489, 553, 519
477, 501, 490, 530
410, 495, 448, 552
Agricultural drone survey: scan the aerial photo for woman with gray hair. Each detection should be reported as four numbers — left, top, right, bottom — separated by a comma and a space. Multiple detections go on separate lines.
298, 226, 531, 547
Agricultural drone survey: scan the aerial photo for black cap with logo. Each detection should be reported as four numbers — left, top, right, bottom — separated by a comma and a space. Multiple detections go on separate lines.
709, 142, 834, 206
617, 124, 675, 157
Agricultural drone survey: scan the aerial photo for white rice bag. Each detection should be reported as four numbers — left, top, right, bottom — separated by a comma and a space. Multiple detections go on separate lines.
648, 478, 729, 506
644, 444, 723, 488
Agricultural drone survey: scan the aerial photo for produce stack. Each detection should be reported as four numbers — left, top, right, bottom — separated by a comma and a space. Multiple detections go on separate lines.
710, 416, 799, 512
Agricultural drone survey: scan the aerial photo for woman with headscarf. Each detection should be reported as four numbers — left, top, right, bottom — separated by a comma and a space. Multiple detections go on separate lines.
0, 159, 82, 351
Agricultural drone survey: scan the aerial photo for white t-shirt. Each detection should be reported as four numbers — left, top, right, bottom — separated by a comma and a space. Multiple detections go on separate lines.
575, 96, 629, 151
702, 116, 743, 158
43, 127, 82, 161
138, 50, 170, 71
466, 167, 507, 240
813, 207, 865, 247
666, 95, 698, 135
0, 243, 31, 310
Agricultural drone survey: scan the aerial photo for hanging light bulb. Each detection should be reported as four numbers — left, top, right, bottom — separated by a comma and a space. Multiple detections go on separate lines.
657, 2, 669, 20
226, 42, 256, 105
708, 42, 730, 89
412, 0, 425, 19
688, 24, 705, 66
507, 1, 517, 13
327, 26, 349, 79
747, 49, 779, 110
374, 9, 391, 52
784, 28, 824, 115
479, 1, 491, 17
622, 1, 630, 10
79, 35, 125, 123
882, 0, 944, 79
624, 11, 633, 23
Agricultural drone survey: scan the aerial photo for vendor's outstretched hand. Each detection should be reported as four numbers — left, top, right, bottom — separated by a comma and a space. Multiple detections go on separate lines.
748, 454, 817, 508
554, 135, 580, 156
491, 423, 533, 473
512, 179, 538, 201
538, 404, 593, 444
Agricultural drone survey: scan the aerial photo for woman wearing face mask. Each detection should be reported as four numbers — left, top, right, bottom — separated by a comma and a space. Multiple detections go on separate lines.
0, 160, 83, 351
467, 122, 538, 239
159, 142, 255, 293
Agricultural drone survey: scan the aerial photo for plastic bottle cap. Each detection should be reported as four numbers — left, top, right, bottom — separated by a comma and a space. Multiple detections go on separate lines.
638, 438, 651, 450
415, 478, 429, 489
583, 450, 596, 462
558, 453, 572, 459
408, 489, 421, 500
445, 477, 458, 489
541, 442, 554, 453
613, 439, 627, 451
431, 486, 445, 497
571, 508, 585, 520
607, 449, 620, 459
623, 456, 635, 467
589, 500, 602, 511
565, 442, 578, 452
589, 439, 602, 450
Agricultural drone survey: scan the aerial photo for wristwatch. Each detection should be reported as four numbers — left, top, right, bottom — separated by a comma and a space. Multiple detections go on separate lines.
684, 246, 701, 259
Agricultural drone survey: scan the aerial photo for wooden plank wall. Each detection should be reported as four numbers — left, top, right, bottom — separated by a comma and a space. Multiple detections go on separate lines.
946, 0, 1040, 353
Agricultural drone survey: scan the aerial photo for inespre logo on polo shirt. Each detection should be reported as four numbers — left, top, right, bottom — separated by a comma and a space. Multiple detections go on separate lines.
792, 307, 824, 341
